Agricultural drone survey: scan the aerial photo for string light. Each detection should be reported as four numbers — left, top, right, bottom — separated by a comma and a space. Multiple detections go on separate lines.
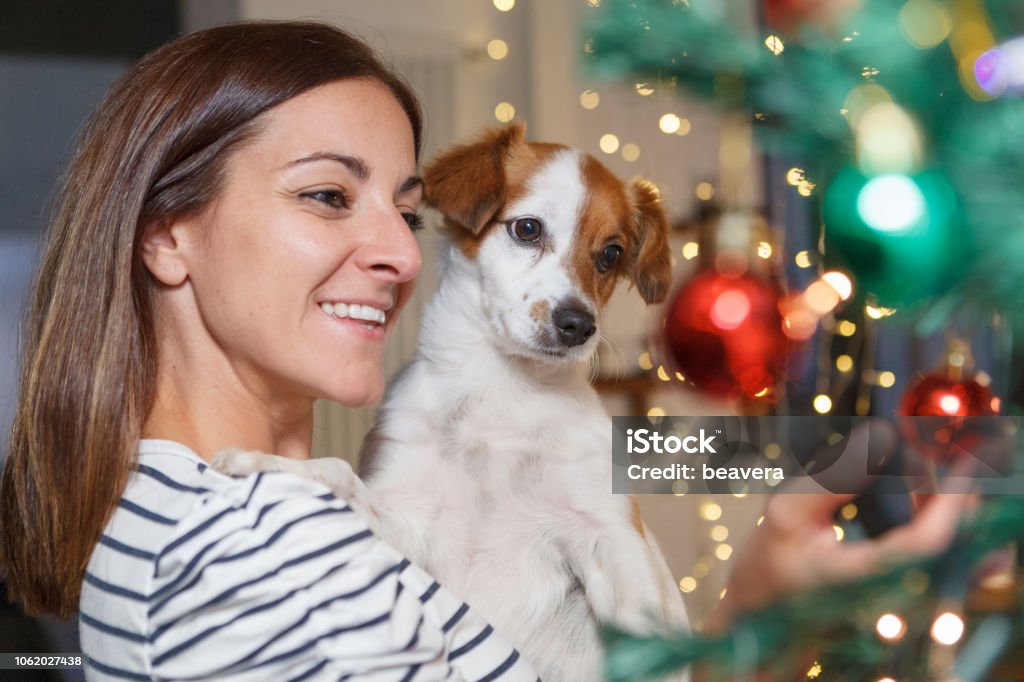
678, 576, 697, 592
637, 352, 654, 370
931, 611, 965, 646
715, 543, 733, 560
840, 503, 858, 520
599, 133, 620, 153
699, 502, 722, 521
494, 102, 516, 122
657, 366, 671, 381
659, 113, 681, 133
832, 525, 845, 541
757, 241, 772, 258
710, 525, 729, 542
621, 143, 640, 161
865, 304, 897, 319
836, 354, 854, 372
579, 90, 600, 109
805, 281, 841, 314
647, 406, 666, 419
786, 168, 805, 185
493, 0, 515, 11
878, 371, 896, 387
695, 182, 715, 200
876, 613, 907, 641
794, 250, 813, 268
487, 39, 508, 60
813, 394, 833, 414
822, 271, 853, 300
806, 661, 822, 678
764, 443, 781, 460
635, 82, 655, 96
765, 34, 785, 56
838, 320, 858, 336
682, 242, 699, 260
675, 118, 692, 135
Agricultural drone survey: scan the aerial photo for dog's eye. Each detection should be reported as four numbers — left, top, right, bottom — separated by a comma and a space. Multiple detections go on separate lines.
509, 217, 543, 243
596, 244, 623, 273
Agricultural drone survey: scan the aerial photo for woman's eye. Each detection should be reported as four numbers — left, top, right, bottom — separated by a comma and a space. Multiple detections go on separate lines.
509, 217, 543, 243
302, 189, 349, 209
596, 244, 623, 273
404, 212, 424, 232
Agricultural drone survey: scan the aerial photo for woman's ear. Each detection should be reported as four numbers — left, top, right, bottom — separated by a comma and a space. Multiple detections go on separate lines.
423, 122, 525, 233
139, 218, 190, 287
628, 178, 672, 304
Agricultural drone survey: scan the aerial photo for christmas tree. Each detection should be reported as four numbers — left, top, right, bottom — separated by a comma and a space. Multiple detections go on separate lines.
586, 0, 1024, 679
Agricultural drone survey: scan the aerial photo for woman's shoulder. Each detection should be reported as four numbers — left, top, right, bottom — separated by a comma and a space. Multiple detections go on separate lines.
80, 439, 368, 677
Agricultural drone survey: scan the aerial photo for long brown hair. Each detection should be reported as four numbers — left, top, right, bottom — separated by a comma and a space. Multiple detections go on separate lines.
0, 21, 423, 618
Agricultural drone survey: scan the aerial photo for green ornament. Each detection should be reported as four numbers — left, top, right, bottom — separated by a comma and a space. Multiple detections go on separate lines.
823, 167, 964, 306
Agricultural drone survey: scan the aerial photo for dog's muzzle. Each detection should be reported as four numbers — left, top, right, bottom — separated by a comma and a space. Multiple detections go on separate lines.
553, 305, 596, 347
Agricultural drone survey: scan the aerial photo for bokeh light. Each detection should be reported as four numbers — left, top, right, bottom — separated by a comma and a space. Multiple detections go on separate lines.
856, 174, 926, 234
931, 612, 965, 645
599, 133, 620, 153
487, 39, 508, 60
494, 102, 516, 122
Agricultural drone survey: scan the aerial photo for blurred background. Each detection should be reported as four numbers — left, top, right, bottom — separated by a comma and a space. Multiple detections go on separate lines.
2, 0, 1020, 677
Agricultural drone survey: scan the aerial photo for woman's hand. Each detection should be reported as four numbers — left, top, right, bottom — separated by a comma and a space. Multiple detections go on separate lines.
706, 421, 978, 633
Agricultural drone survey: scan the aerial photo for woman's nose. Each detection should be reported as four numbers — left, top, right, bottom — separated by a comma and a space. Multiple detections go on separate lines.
358, 208, 422, 284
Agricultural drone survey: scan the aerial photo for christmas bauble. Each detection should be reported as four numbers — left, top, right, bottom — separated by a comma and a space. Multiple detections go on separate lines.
663, 270, 787, 400
898, 372, 999, 463
823, 167, 962, 307
764, 0, 861, 34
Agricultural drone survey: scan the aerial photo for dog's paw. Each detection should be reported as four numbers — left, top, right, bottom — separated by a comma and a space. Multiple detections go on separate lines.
211, 448, 284, 478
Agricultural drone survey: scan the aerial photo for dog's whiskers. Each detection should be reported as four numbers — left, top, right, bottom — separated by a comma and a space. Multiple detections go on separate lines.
595, 333, 627, 383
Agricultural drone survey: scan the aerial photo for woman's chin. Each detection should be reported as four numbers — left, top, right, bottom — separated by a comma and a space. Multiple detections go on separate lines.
323, 377, 384, 408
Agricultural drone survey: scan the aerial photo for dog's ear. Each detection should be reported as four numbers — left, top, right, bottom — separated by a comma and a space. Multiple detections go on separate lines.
629, 178, 672, 304
423, 123, 525, 233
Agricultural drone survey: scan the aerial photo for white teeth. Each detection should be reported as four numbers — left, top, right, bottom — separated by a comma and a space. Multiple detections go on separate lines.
320, 301, 387, 325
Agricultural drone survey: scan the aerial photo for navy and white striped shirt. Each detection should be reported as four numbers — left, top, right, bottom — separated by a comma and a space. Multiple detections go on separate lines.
79, 439, 538, 681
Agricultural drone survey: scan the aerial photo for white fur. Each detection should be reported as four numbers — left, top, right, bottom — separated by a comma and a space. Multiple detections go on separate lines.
214, 151, 688, 681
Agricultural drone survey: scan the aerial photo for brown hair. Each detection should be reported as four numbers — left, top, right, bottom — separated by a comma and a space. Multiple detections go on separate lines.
0, 21, 423, 618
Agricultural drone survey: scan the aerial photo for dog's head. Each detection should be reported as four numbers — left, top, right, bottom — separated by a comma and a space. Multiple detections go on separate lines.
423, 123, 671, 362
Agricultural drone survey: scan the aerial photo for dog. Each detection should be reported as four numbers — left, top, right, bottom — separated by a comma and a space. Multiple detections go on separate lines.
214, 123, 688, 681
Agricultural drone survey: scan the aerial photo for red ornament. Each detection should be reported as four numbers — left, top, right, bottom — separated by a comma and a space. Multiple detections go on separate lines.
662, 270, 787, 400
763, 0, 861, 35
899, 371, 999, 463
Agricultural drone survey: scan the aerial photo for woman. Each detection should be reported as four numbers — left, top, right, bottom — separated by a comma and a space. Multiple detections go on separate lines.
0, 19, 971, 682
0, 21, 536, 680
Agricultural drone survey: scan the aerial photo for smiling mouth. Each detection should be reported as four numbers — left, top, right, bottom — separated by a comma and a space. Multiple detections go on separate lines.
319, 301, 388, 329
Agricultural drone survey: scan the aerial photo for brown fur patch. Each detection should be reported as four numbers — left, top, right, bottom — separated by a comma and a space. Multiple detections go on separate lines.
424, 124, 562, 260
529, 299, 550, 323
569, 154, 633, 307
629, 179, 672, 304
630, 495, 646, 539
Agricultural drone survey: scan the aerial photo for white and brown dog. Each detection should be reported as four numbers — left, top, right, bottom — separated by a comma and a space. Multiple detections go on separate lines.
215, 123, 687, 681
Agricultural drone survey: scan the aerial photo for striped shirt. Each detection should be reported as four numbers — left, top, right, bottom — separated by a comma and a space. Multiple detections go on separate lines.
79, 439, 539, 681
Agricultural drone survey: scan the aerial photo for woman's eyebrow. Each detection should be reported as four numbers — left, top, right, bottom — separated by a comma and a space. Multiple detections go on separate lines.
399, 176, 423, 193
285, 152, 369, 181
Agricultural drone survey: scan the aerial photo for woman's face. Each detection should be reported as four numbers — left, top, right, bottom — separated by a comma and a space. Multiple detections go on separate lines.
176, 79, 422, 408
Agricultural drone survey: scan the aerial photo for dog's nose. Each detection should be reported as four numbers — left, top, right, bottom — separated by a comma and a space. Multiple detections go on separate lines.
553, 306, 596, 347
